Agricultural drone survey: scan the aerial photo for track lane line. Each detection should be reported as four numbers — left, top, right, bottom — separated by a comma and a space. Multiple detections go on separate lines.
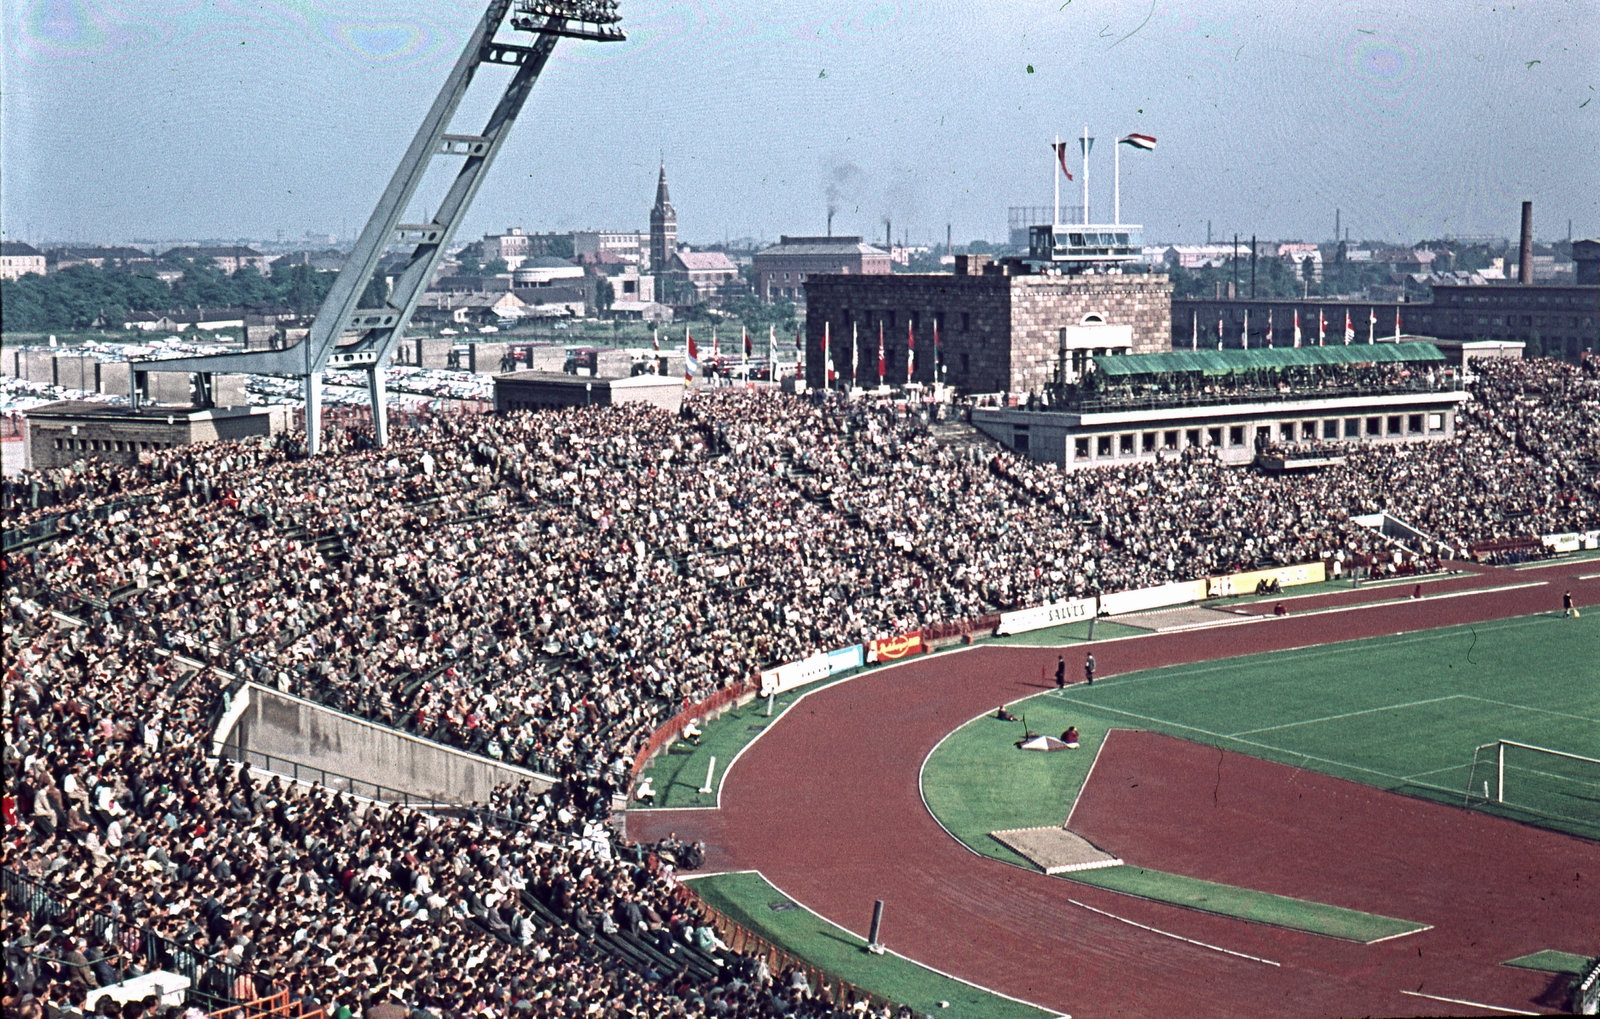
1397, 989, 1542, 1014
1066, 899, 1280, 966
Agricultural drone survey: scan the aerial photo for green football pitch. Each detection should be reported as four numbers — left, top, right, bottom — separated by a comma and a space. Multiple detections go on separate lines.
926, 612, 1600, 847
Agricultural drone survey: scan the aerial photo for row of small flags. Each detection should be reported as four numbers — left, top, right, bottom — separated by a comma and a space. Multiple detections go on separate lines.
1192, 307, 1401, 350
669, 320, 944, 387
1052, 133, 1156, 180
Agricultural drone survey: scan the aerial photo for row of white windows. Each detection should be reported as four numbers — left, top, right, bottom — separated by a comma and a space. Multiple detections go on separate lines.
1058, 413, 1447, 459
53, 437, 172, 453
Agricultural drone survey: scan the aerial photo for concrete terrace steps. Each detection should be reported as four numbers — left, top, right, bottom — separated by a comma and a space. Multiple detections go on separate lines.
928, 420, 997, 453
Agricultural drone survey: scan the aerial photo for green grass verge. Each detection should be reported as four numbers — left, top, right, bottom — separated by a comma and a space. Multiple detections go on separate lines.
921, 700, 1429, 941
922, 700, 1109, 869
1502, 950, 1595, 975
1047, 612, 1600, 841
983, 619, 1151, 646
635, 675, 843, 808
1064, 866, 1426, 943
686, 871, 1055, 1019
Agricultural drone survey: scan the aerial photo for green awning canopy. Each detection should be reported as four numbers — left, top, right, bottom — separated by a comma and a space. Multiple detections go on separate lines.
1094, 342, 1446, 377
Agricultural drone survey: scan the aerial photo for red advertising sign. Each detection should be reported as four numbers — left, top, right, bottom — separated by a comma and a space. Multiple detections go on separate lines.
870, 632, 924, 661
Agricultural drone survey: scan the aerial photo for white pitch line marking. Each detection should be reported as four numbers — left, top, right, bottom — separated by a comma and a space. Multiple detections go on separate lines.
1229, 695, 1465, 737
1067, 898, 1280, 966
1397, 989, 1540, 1014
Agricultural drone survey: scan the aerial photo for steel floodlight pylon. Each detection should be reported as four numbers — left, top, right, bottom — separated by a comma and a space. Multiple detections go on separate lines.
138, 0, 623, 454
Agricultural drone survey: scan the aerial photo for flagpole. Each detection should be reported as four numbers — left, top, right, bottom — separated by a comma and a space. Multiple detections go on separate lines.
1082, 125, 1090, 225
1191, 310, 1197, 351
1114, 137, 1120, 226
1054, 134, 1060, 227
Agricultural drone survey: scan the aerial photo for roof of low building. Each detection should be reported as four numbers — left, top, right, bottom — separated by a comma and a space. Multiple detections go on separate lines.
673, 251, 738, 272
2, 242, 44, 257
1095, 342, 1446, 377
755, 237, 886, 257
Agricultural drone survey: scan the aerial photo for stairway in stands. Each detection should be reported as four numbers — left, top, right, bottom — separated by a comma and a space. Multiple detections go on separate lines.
928, 420, 997, 455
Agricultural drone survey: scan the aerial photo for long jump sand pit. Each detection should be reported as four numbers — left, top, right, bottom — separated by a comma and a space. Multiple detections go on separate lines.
988, 826, 1123, 874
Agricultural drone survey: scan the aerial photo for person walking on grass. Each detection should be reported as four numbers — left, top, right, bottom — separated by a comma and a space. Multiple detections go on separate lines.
1084, 651, 1096, 686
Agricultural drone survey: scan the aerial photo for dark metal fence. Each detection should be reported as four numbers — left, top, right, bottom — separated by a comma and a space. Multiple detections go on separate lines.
3, 868, 246, 1010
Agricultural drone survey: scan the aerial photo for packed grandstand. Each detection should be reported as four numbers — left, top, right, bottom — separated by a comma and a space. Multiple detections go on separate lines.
3, 356, 1598, 1018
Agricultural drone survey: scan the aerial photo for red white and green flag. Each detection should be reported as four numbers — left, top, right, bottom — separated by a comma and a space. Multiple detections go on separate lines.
1118, 133, 1157, 150
906, 321, 915, 382
1293, 309, 1302, 348
877, 322, 886, 384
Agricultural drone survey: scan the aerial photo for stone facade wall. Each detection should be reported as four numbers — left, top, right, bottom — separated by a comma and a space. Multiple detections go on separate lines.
803, 274, 1013, 391
804, 271, 1172, 394
1009, 275, 1172, 393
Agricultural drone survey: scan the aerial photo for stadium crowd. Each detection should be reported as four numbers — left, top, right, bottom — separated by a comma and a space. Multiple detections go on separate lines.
4, 354, 1597, 1017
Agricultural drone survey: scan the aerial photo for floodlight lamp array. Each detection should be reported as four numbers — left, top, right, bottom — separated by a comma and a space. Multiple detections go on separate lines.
512, 0, 624, 41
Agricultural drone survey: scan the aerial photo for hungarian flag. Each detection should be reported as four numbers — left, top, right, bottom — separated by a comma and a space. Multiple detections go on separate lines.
652, 329, 659, 353
906, 321, 916, 382
1241, 309, 1249, 350
1119, 133, 1157, 150
1293, 309, 1302, 348
1217, 315, 1224, 350
1319, 309, 1326, 346
1052, 142, 1074, 181
711, 328, 719, 359
1344, 310, 1354, 346
823, 321, 834, 383
1394, 311, 1402, 340
743, 327, 752, 359
1265, 315, 1274, 348
685, 331, 698, 381
1368, 307, 1377, 344
877, 322, 886, 384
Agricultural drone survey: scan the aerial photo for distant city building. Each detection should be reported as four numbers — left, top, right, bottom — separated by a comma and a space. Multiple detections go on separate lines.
270, 250, 346, 274
1163, 245, 1237, 269
1, 242, 46, 280
662, 250, 739, 304
511, 256, 585, 287
1575, 240, 1600, 286
1277, 243, 1323, 281
752, 236, 890, 304
158, 246, 271, 275
45, 246, 154, 271
481, 228, 533, 269
649, 164, 677, 274
1416, 283, 1598, 360
572, 230, 645, 266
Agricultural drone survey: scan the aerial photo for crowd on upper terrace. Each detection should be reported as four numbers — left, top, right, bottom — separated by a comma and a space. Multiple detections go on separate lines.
4, 355, 1597, 1018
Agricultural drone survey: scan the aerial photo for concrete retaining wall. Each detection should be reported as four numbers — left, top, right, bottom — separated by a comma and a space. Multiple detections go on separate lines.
221, 683, 553, 804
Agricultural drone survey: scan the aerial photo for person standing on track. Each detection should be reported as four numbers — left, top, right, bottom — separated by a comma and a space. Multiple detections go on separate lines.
1055, 655, 1067, 689
1083, 651, 1096, 686
1564, 590, 1577, 618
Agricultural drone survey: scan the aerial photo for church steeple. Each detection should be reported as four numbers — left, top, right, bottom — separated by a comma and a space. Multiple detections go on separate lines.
649, 161, 677, 273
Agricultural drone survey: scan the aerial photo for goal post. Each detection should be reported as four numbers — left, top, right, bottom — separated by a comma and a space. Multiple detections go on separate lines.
1464, 739, 1600, 834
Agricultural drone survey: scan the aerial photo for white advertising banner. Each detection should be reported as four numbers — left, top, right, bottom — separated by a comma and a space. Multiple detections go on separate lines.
996, 597, 1097, 636
759, 653, 830, 696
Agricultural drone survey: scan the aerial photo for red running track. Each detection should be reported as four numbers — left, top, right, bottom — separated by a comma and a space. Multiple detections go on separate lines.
629, 564, 1600, 1018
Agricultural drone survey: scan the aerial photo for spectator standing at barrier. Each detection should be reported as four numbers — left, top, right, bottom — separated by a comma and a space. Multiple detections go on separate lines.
1055, 656, 1066, 689
1084, 652, 1096, 686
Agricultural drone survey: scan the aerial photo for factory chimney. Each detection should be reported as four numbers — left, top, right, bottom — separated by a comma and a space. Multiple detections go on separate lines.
1518, 201, 1534, 284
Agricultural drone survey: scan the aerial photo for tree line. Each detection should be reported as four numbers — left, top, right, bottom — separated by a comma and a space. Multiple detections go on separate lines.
0, 256, 343, 332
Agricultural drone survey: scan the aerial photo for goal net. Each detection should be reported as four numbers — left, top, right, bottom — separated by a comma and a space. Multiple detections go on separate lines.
1463, 740, 1600, 835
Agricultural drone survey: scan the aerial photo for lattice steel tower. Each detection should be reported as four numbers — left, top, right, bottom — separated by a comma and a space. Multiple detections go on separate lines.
136, 0, 625, 454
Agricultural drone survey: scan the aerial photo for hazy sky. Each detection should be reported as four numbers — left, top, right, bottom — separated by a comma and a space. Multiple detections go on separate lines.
2, 0, 1595, 248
